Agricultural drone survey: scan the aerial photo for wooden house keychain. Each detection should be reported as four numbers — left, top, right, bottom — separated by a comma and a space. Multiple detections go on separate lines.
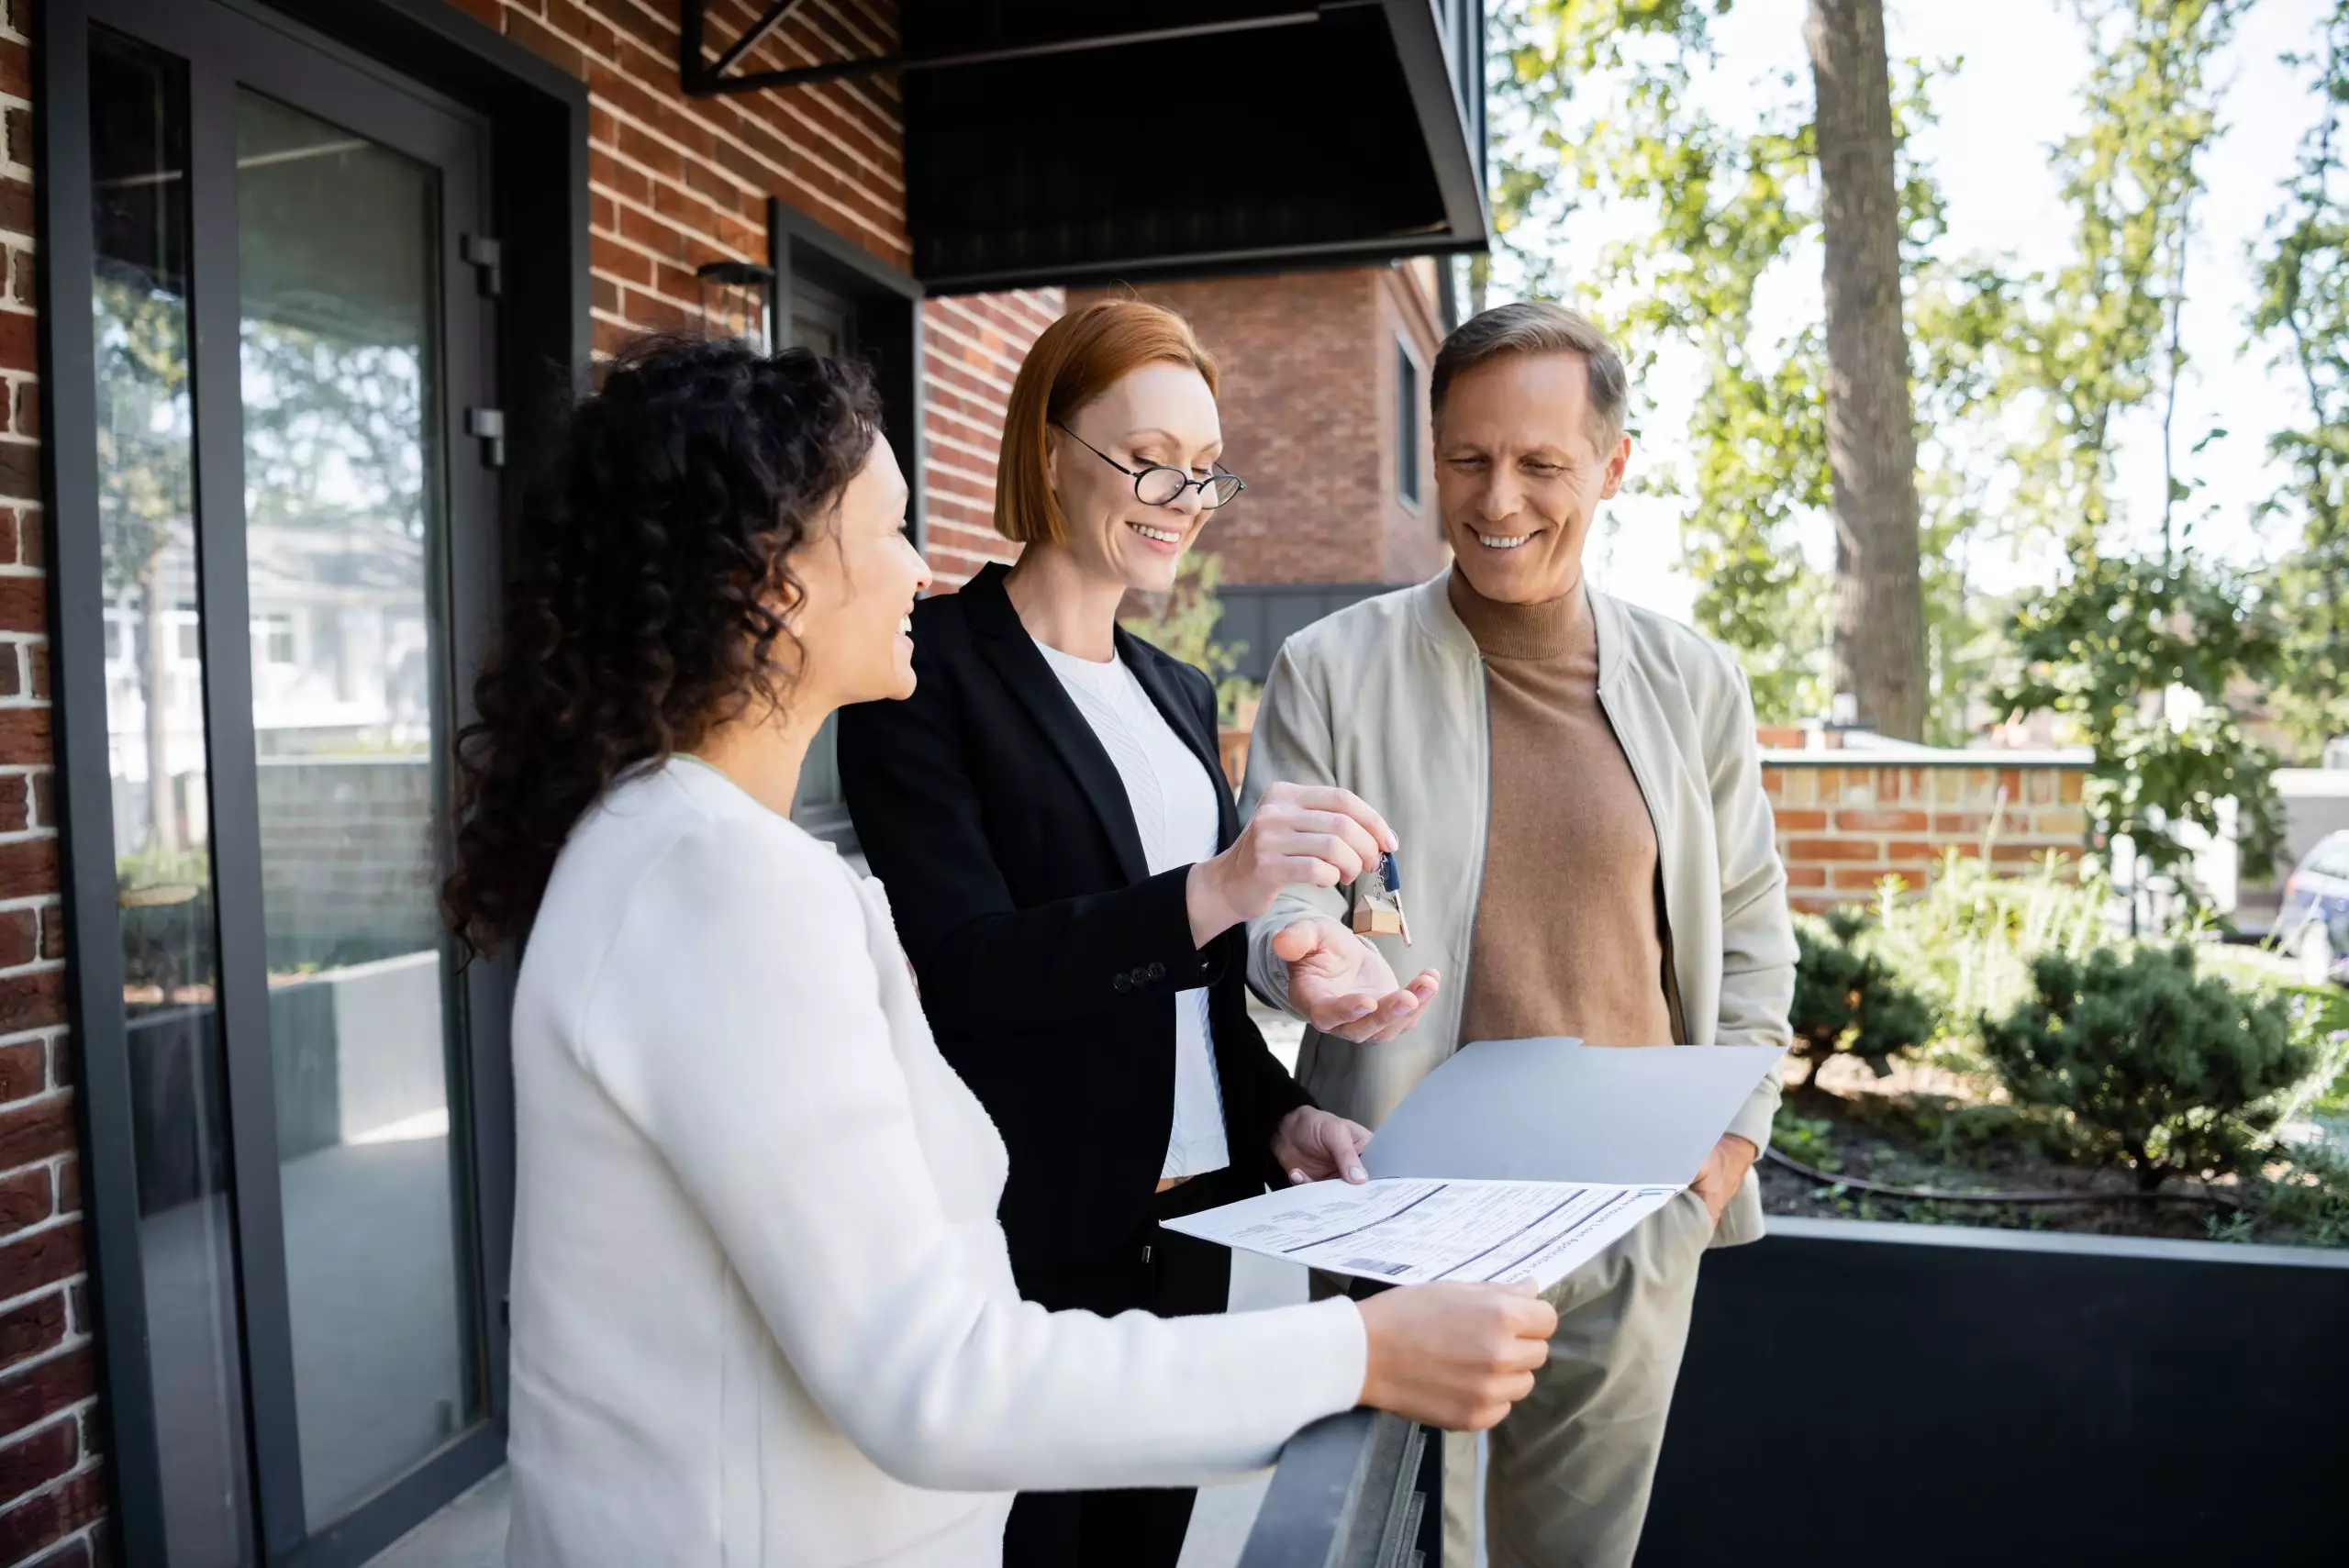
1350, 851, 1414, 944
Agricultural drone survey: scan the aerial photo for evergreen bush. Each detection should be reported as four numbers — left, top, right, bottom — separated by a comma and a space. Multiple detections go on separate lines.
1979, 944, 2318, 1190
1790, 908, 1936, 1095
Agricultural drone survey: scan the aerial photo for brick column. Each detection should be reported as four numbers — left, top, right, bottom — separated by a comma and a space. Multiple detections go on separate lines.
0, 5, 107, 1564
918, 291, 1062, 587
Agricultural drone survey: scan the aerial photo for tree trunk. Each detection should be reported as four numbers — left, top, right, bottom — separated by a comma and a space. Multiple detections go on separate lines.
1808, 0, 1927, 740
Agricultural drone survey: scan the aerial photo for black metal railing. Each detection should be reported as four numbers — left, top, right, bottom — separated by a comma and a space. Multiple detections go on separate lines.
1238, 1408, 1442, 1568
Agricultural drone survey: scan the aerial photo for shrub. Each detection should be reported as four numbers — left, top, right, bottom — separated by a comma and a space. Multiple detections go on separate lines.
1789, 909, 1936, 1095
1872, 848, 2111, 1040
1980, 944, 2317, 1190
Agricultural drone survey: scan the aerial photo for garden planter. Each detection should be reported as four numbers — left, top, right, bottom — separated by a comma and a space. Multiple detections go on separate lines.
1638, 1218, 2349, 1564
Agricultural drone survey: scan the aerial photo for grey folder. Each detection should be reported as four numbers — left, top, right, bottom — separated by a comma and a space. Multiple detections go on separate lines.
1360, 1037, 1787, 1186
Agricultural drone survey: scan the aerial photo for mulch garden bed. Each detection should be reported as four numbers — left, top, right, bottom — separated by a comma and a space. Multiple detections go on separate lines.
1759, 1061, 2258, 1243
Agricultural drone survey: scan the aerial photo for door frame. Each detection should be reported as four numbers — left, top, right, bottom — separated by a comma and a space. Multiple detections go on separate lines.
768, 196, 925, 555
36, 2, 587, 1562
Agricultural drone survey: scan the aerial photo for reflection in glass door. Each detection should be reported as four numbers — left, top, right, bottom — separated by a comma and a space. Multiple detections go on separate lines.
87, 28, 252, 1566
233, 91, 480, 1529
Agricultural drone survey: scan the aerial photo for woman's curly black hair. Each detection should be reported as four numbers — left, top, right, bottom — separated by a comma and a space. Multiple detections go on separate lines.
444, 334, 881, 958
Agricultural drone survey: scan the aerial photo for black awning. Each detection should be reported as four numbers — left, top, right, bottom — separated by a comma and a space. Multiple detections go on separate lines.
683, 1, 1489, 294
903, 2, 1487, 292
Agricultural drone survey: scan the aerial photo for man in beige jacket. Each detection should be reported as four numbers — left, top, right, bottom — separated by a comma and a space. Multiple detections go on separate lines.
1240, 302, 1796, 1568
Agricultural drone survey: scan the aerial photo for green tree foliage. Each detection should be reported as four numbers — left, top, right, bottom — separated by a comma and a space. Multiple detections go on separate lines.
95, 271, 195, 856
1789, 906, 1935, 1094
240, 322, 428, 539
2001, 555, 2283, 879
1489, 3, 1830, 719
2253, 0, 2349, 758
1117, 552, 1255, 726
1987, 0, 2280, 891
1483, 2, 1988, 736
1980, 944, 2315, 1190
1486, 0, 2326, 810
1996, 0, 2245, 550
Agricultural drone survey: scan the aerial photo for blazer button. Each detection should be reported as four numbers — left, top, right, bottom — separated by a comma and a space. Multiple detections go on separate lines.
1112, 974, 1130, 994
1146, 962, 1166, 982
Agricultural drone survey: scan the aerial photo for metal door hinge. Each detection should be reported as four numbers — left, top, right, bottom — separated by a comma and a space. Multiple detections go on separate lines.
466, 407, 507, 469
462, 234, 503, 296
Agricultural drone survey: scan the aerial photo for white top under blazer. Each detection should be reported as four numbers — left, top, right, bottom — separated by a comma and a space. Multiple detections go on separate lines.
503, 760, 1365, 1567
1030, 636, 1230, 1180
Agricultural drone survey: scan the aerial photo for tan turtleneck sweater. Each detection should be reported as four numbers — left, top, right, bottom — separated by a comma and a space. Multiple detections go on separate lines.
1449, 569, 1679, 1050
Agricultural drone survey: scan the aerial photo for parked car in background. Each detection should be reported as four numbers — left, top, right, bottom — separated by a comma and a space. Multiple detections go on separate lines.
2281, 830, 2349, 986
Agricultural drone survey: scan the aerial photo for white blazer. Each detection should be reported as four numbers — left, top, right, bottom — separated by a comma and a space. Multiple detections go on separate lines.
504, 761, 1366, 1567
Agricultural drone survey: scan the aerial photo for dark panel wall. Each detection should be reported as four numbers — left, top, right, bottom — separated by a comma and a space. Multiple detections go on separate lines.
1639, 1219, 2349, 1566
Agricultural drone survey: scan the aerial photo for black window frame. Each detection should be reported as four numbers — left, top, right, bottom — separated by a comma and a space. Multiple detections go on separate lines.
1396, 337, 1423, 510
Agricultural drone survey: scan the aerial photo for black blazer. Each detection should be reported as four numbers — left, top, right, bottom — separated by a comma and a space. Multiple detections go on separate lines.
837, 562, 1310, 1283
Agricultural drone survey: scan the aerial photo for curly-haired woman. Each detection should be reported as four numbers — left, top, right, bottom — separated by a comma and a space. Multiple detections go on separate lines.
446, 336, 1554, 1568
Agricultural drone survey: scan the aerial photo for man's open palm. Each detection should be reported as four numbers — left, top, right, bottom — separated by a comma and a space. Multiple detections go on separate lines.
1274, 916, 1441, 1043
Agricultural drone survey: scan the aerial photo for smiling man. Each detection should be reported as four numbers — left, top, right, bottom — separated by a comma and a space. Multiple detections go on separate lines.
1240, 302, 1797, 1567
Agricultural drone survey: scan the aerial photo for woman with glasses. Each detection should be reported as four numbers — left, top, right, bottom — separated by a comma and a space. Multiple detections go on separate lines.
839, 301, 1442, 1568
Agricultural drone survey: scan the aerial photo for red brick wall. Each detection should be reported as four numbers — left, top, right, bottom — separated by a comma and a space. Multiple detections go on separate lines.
918, 291, 1061, 587
1765, 759, 2092, 914
462, 3, 1045, 591
458, 0, 910, 350
0, 3, 106, 1564
1068, 263, 1450, 588
1372, 259, 1446, 584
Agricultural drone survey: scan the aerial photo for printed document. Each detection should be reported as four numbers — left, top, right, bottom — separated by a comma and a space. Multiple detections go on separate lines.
1164, 1037, 1784, 1290
1163, 1177, 1680, 1290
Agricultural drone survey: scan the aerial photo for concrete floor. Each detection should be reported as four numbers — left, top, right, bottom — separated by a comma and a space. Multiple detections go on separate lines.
368, 1465, 509, 1568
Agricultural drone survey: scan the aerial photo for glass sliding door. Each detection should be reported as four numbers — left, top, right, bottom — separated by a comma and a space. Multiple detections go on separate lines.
58, 0, 510, 1561
233, 88, 480, 1531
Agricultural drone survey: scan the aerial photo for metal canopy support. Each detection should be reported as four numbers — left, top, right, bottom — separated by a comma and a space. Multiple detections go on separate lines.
678, 1, 1375, 97
679, 0, 807, 93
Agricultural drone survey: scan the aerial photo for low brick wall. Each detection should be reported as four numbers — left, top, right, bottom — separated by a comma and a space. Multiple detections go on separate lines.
1765, 755, 2091, 914
1220, 727, 2094, 915
255, 756, 440, 972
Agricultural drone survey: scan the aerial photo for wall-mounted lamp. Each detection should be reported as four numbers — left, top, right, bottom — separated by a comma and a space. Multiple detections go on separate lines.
696, 260, 775, 351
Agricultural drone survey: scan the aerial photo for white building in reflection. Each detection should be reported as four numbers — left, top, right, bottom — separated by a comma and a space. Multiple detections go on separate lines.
104, 512, 431, 852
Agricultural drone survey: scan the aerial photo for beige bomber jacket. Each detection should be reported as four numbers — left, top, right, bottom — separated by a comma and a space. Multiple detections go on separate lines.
1240, 571, 1797, 1248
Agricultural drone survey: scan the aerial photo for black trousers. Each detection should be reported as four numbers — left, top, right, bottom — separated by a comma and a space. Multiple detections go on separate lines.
1000, 1167, 1252, 1568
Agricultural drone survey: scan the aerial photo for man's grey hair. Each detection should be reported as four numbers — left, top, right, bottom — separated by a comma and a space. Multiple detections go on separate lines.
1431, 301, 1629, 453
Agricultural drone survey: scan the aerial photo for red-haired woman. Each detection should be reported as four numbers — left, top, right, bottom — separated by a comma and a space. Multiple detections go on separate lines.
840, 302, 1444, 1566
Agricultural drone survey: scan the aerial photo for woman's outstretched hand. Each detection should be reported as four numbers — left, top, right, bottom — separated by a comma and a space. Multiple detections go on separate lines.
1186, 783, 1397, 949
1273, 916, 1441, 1043
1354, 1282, 1557, 1431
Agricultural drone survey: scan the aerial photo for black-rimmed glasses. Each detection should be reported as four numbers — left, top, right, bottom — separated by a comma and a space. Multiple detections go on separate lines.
1053, 423, 1246, 508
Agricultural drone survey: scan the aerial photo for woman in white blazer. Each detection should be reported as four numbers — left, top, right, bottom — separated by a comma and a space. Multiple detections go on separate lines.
443, 335, 1556, 1568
